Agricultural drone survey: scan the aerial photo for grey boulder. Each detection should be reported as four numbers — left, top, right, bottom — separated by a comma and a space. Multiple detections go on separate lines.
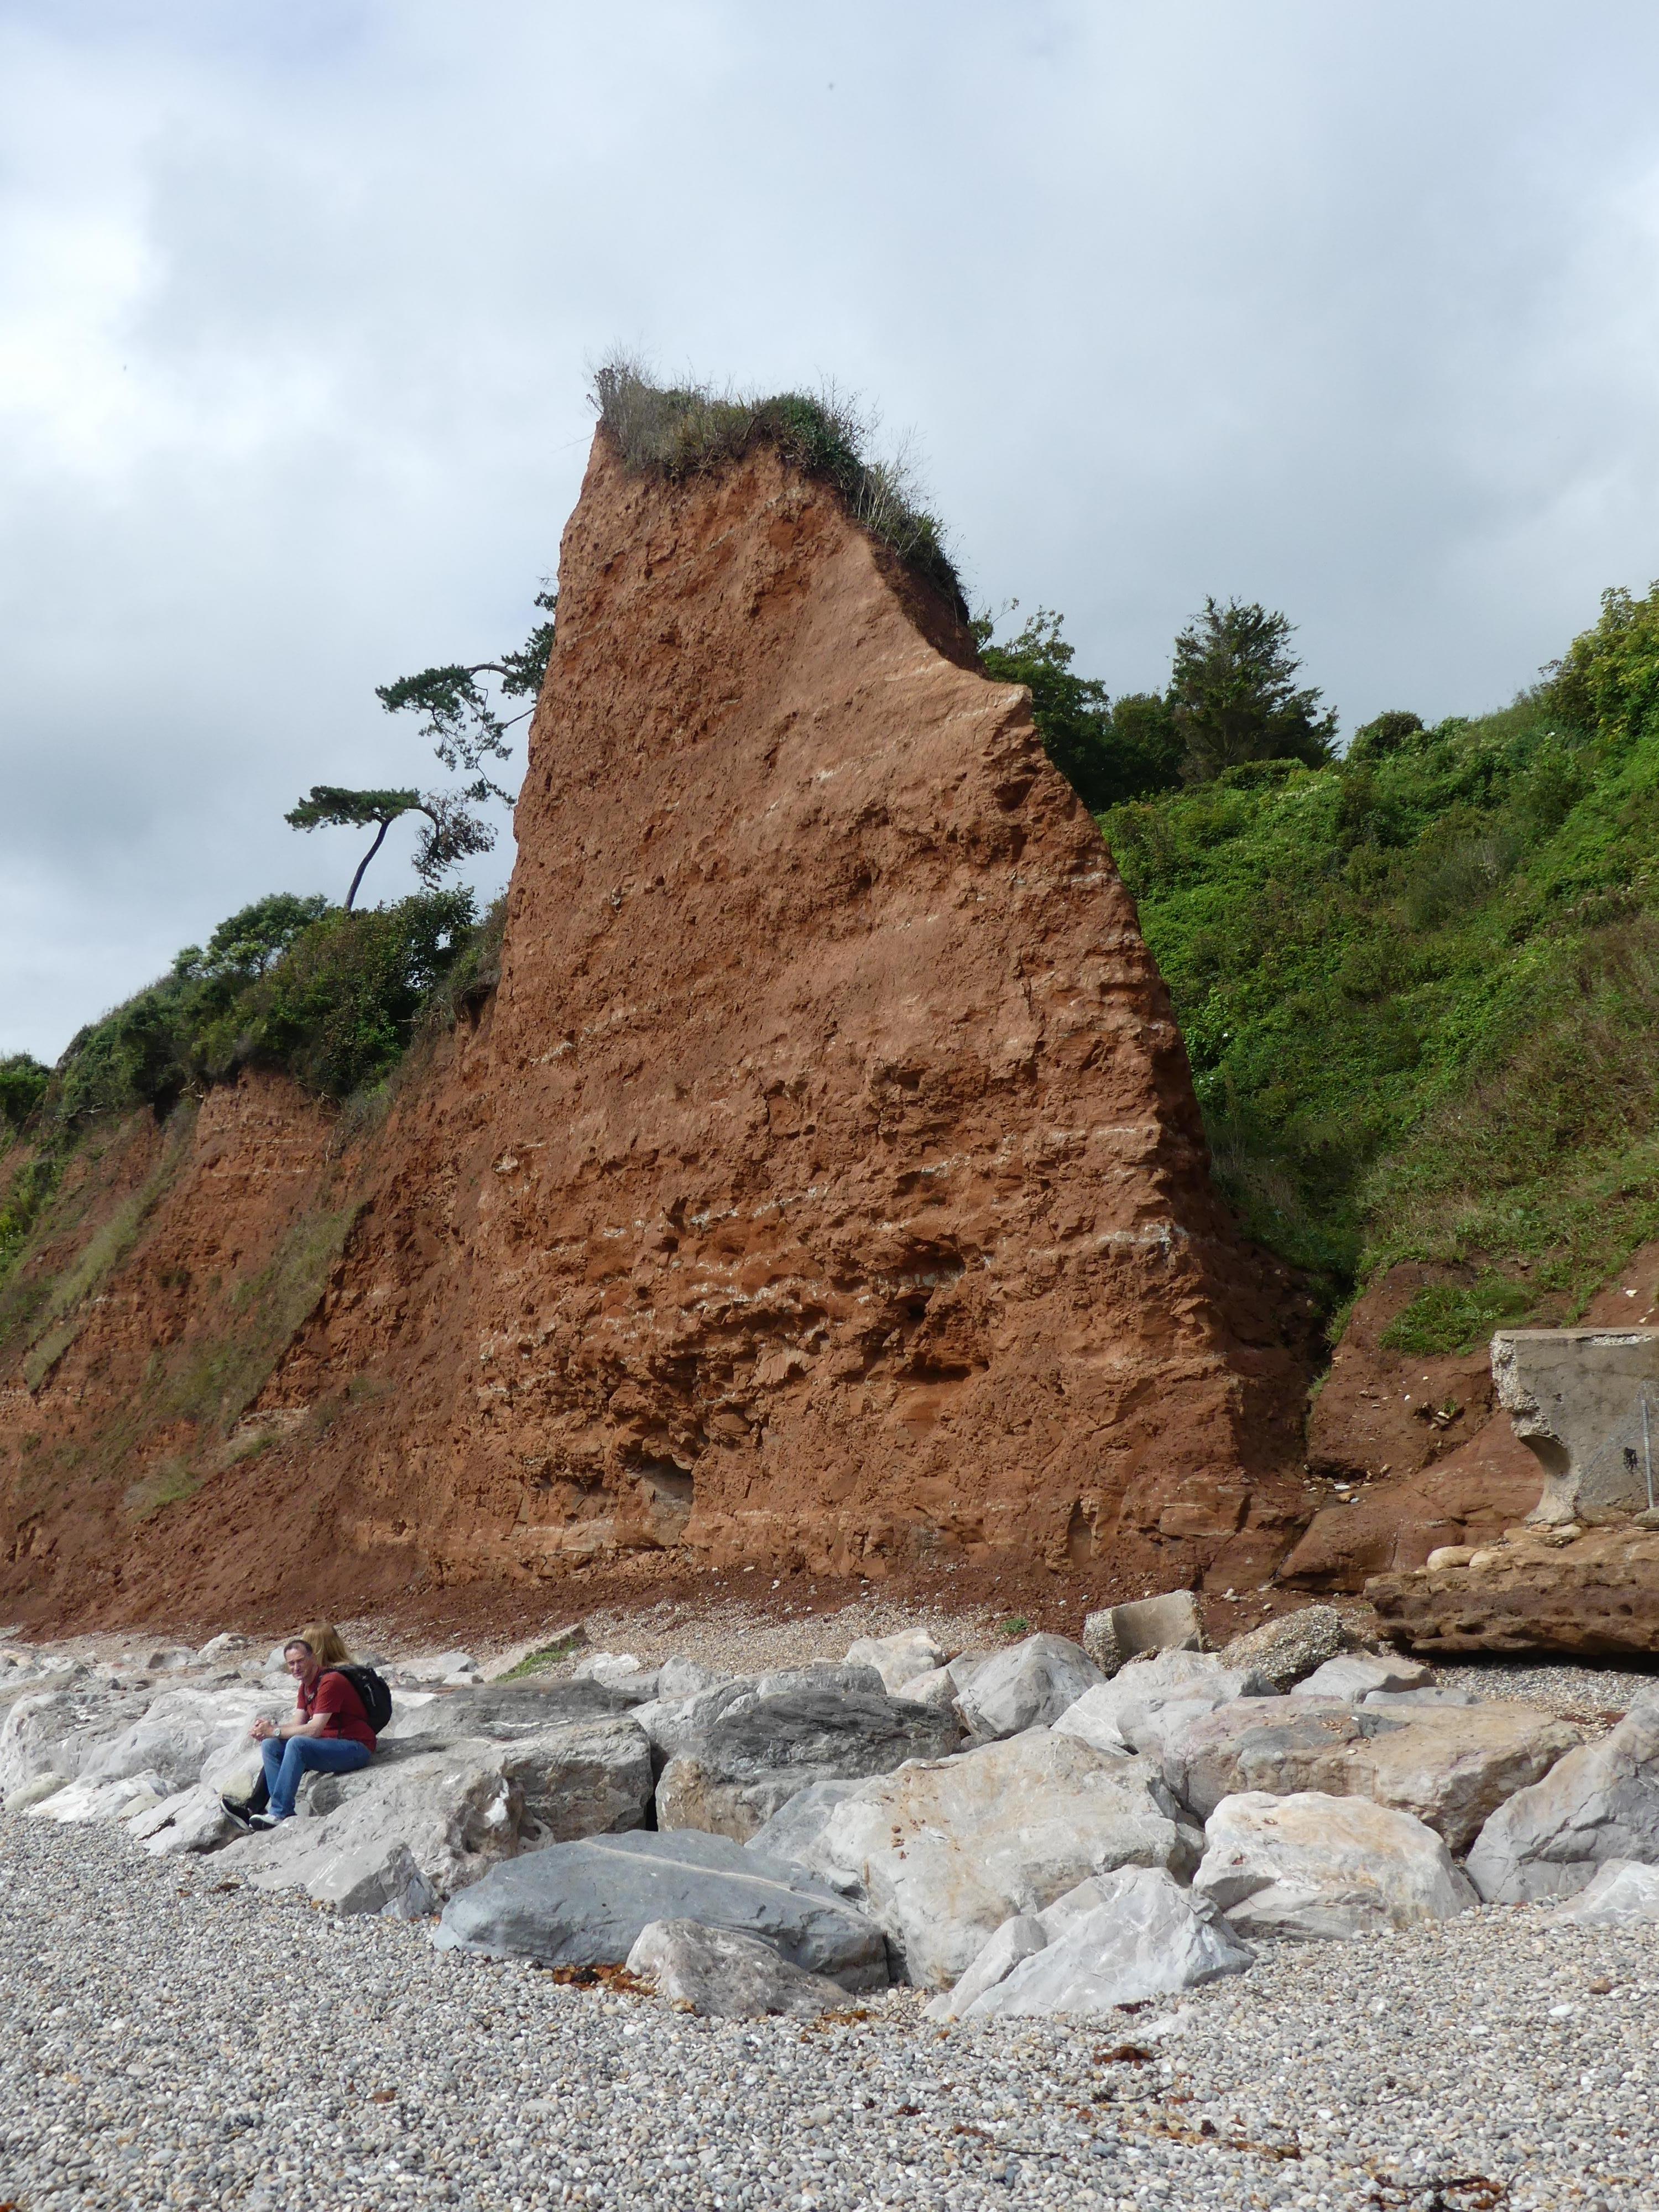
654, 1667, 960, 1841
499, 1717, 654, 1845
1161, 1695, 1580, 1852
842, 1629, 945, 1694
434, 1829, 886, 1989
766, 1727, 1202, 1989
953, 1635, 1104, 1741
1465, 1699, 1659, 1902
380, 1678, 645, 1745
1193, 1790, 1475, 1939
955, 1866, 1253, 2020
625, 1918, 851, 2017
1538, 1858, 1659, 1926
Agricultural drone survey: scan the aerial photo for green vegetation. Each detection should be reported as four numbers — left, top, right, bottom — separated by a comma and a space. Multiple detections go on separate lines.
1081, 577, 1659, 1343
499, 1631, 587, 1681
286, 586, 553, 907
1381, 1275, 1535, 1358
975, 596, 1332, 811
595, 356, 964, 613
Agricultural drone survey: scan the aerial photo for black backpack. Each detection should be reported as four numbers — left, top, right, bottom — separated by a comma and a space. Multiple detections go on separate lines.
330, 1663, 393, 1734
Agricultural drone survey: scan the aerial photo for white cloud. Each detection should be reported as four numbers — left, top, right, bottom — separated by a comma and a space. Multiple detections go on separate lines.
4, 0, 1659, 1058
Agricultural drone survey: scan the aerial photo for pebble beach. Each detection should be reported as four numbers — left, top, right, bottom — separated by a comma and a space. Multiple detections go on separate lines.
2, 1640, 1656, 2212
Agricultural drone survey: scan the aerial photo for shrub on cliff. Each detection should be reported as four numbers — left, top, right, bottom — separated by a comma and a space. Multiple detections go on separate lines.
594, 356, 964, 612
1102, 582, 1659, 1330
0, 1056, 49, 1136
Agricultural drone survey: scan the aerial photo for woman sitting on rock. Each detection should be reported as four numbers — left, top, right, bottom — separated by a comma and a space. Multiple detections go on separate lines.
230, 1623, 379, 1830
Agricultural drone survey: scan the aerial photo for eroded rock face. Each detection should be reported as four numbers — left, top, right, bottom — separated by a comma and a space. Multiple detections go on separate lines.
0, 431, 1311, 1624
1366, 1526, 1659, 1658
1193, 1790, 1475, 1939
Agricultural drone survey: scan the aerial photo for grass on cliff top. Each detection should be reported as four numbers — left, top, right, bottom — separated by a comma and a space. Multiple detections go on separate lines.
593, 354, 966, 614
1095, 580, 1659, 1343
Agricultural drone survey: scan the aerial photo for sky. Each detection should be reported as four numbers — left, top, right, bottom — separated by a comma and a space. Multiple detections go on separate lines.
5, 1, 1659, 1062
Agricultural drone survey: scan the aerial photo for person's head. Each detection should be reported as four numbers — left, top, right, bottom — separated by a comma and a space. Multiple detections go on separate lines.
298, 1622, 351, 1666
283, 1637, 320, 1689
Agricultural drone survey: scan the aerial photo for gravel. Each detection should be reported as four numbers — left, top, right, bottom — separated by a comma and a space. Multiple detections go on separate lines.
4, 1812, 1657, 2212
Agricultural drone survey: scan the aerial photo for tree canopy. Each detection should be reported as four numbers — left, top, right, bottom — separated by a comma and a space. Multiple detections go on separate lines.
1168, 597, 1337, 782
285, 588, 556, 906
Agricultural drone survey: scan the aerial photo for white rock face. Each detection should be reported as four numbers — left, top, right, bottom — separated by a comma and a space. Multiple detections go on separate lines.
842, 1629, 946, 1694
1466, 1699, 1659, 1903
30, 1771, 170, 1824
1193, 1791, 1476, 1939
1161, 1695, 1581, 1853
625, 1918, 851, 2018
128, 1784, 235, 1859
922, 1916, 1048, 2021
1538, 1858, 1659, 1927
78, 1686, 274, 1796
953, 1636, 1105, 1741
235, 1741, 521, 1907
958, 1866, 1253, 2019
571, 1652, 644, 1687
1298, 1653, 1432, 1700
1055, 1651, 1270, 1759
773, 1728, 1202, 1989
498, 1717, 654, 1845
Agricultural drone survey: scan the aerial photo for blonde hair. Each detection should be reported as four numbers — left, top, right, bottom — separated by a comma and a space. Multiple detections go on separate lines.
289, 1622, 352, 1667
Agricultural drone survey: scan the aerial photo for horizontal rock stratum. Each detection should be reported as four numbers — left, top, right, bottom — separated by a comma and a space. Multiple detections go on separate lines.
0, 424, 1312, 1624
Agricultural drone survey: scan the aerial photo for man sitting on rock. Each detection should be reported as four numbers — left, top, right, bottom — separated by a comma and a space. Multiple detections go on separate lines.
231, 1630, 378, 1829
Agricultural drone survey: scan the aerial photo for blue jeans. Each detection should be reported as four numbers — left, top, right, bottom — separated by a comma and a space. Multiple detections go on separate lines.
260, 1735, 371, 1819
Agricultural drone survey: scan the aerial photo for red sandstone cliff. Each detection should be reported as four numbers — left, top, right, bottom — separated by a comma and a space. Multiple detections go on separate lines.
0, 434, 1314, 1628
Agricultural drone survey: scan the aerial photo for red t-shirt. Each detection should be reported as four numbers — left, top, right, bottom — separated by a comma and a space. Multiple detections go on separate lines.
299, 1670, 377, 1750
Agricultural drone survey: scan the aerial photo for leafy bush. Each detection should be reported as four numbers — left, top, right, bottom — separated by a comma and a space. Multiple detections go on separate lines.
594, 356, 964, 611
975, 609, 1183, 810
0, 1055, 49, 1134
1101, 582, 1659, 1318
1380, 1275, 1534, 1357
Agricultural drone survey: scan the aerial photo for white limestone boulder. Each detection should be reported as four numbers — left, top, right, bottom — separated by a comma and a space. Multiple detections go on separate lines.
1161, 1695, 1581, 1852
953, 1635, 1105, 1741
1298, 1653, 1433, 1701
764, 1726, 1202, 1989
842, 1629, 946, 1694
956, 1866, 1253, 2019
1055, 1650, 1271, 1760
1466, 1699, 1659, 1903
1193, 1791, 1475, 1938
625, 1918, 851, 2018
1538, 1859, 1659, 1927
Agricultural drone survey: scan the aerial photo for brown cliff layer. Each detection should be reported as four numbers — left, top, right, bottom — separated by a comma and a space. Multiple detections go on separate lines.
0, 432, 1314, 1628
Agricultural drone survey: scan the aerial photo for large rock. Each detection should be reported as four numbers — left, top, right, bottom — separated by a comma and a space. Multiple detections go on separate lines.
1218, 1607, 1365, 1692
1081, 1592, 1203, 1675
842, 1630, 945, 1694
1193, 1791, 1475, 1938
653, 1668, 960, 1841
1161, 1696, 1581, 1852
625, 1918, 850, 2018
1538, 1859, 1659, 1927
236, 1741, 521, 1907
765, 1728, 1201, 1989
953, 1866, 1253, 2020
434, 1829, 886, 1989
952, 1635, 1104, 1740
77, 1684, 275, 1795
1465, 1699, 1659, 1902
1366, 1526, 1659, 1660
0, 1686, 155, 1802
1298, 1653, 1432, 1700
498, 1716, 654, 1844
379, 1679, 645, 1745
128, 1783, 237, 1859
1054, 1650, 1270, 1760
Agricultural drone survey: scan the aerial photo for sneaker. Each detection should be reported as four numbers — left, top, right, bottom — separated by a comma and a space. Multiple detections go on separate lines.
220, 1796, 253, 1833
248, 1811, 284, 1830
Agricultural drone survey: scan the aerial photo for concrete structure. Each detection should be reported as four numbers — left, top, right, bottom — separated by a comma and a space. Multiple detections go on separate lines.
1492, 1329, 1659, 1524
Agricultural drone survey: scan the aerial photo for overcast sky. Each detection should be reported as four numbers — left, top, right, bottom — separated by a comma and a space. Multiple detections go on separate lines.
6, 2, 1659, 1063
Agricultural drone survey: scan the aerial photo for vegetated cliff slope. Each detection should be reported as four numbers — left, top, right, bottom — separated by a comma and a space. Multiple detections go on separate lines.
0, 431, 1314, 1629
